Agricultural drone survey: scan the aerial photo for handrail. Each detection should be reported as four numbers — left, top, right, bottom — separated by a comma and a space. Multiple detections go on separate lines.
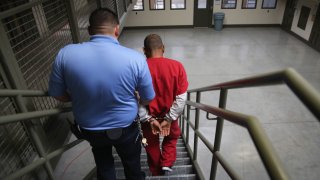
181, 68, 320, 180
0, 89, 48, 97
188, 68, 320, 120
186, 101, 289, 180
0, 108, 71, 125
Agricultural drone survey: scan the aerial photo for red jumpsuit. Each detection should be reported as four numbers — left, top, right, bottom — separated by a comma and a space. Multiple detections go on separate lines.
142, 57, 188, 176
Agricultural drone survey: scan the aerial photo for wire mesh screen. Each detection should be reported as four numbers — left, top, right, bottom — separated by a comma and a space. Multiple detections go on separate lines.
125, 0, 131, 8
0, 75, 37, 179
101, 0, 117, 14
1, 0, 73, 131
116, 0, 126, 19
0, 0, 133, 178
74, 0, 97, 41
0, 0, 29, 12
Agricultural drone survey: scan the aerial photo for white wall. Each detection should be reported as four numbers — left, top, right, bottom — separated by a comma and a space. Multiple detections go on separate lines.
125, 0, 194, 27
125, 0, 288, 27
213, 0, 286, 25
291, 0, 319, 40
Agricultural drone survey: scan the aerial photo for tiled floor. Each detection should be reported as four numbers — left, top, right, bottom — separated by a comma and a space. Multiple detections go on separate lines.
54, 27, 320, 180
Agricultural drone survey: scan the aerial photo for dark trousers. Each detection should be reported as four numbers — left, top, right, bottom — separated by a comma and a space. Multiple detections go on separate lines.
82, 122, 144, 180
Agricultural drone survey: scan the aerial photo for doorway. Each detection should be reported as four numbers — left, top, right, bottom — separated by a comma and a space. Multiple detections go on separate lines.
194, 0, 214, 27
282, 0, 298, 31
309, 3, 320, 51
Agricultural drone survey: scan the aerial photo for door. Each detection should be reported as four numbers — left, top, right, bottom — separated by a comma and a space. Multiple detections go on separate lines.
309, 3, 320, 51
282, 0, 298, 30
194, 0, 213, 27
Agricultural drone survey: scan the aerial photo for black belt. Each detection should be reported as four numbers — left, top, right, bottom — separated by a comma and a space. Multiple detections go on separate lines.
80, 121, 137, 139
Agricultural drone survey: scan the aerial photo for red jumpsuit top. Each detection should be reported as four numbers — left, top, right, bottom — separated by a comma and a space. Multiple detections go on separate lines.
146, 57, 188, 119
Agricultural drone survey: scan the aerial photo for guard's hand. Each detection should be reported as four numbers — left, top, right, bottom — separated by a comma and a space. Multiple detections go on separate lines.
135, 91, 140, 101
160, 120, 171, 136
150, 118, 162, 135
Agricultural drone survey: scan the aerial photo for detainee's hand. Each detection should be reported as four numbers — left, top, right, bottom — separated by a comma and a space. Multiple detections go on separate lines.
150, 118, 162, 135
160, 120, 171, 136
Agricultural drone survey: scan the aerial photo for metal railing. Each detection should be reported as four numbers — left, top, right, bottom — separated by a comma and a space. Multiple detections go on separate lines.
180, 68, 320, 180
0, 89, 81, 180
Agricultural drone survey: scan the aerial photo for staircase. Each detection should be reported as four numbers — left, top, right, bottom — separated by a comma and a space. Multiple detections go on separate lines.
84, 137, 197, 180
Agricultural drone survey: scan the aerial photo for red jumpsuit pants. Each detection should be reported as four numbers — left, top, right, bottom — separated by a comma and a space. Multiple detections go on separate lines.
142, 120, 181, 176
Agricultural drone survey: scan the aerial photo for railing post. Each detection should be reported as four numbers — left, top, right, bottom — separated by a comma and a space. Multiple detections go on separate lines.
186, 92, 191, 145
65, 0, 81, 43
210, 89, 228, 180
180, 108, 184, 134
193, 92, 201, 160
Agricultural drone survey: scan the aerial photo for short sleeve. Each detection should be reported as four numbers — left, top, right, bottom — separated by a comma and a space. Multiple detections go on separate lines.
48, 50, 66, 97
177, 63, 188, 95
136, 58, 155, 101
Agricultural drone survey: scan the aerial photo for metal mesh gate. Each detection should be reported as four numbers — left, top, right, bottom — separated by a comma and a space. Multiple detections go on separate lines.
1, 0, 72, 131
101, 0, 117, 13
74, 0, 98, 41
0, 0, 134, 179
0, 73, 37, 179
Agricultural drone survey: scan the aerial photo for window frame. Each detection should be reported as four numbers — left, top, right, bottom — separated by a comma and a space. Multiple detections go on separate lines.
261, 0, 277, 9
241, 0, 257, 9
221, 0, 237, 9
133, 0, 144, 11
170, 0, 186, 10
149, 0, 165, 10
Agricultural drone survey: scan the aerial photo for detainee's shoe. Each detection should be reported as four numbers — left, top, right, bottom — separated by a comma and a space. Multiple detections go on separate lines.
162, 166, 173, 175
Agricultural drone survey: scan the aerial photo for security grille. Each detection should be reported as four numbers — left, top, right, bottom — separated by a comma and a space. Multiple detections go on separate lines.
0, 75, 37, 179
101, 0, 117, 14
0, 0, 29, 12
0, 0, 133, 179
126, 0, 131, 8
74, 0, 97, 41
117, 0, 126, 19
2, 0, 73, 131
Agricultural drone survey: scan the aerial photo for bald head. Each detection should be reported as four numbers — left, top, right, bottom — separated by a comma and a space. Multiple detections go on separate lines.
144, 34, 164, 58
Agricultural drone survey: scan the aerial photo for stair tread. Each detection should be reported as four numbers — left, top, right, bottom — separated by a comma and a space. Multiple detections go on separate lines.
115, 165, 194, 178
146, 174, 197, 180
114, 157, 191, 166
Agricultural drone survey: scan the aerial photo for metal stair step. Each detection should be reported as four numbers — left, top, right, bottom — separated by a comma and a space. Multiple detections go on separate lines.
87, 165, 194, 180
114, 157, 192, 167
115, 165, 194, 179
113, 151, 189, 160
145, 174, 197, 180
112, 146, 187, 154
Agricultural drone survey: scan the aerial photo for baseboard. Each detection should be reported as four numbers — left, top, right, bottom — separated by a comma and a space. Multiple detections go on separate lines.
123, 25, 194, 30
223, 24, 281, 28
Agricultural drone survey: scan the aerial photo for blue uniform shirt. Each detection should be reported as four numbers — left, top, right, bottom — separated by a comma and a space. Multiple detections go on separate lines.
49, 35, 155, 130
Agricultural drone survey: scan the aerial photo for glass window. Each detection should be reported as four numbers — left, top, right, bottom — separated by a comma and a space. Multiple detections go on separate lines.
262, 0, 277, 9
133, 0, 144, 10
222, 0, 237, 9
150, 0, 165, 10
242, 0, 256, 9
198, 0, 207, 9
171, 0, 186, 9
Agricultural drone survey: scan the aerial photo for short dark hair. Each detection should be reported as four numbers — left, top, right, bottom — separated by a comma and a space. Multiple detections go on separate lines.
89, 8, 119, 27
144, 34, 164, 56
